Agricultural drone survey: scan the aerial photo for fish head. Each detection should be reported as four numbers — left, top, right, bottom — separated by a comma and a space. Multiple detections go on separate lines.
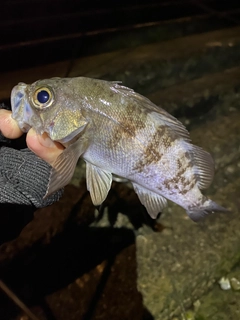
11, 77, 88, 144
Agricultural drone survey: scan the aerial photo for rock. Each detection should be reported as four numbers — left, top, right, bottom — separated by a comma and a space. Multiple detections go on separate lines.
194, 263, 240, 319
218, 277, 231, 290
230, 277, 240, 291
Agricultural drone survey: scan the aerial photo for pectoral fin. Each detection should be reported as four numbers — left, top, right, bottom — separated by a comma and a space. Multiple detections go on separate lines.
45, 137, 89, 197
133, 183, 168, 218
86, 163, 112, 206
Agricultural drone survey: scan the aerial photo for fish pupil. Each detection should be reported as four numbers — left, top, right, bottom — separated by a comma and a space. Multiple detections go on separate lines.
37, 90, 49, 104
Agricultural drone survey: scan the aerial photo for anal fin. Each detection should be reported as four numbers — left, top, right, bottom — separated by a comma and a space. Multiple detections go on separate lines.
132, 183, 168, 218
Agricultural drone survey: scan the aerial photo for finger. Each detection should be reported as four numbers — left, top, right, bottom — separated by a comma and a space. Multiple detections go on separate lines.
26, 129, 64, 166
0, 110, 23, 139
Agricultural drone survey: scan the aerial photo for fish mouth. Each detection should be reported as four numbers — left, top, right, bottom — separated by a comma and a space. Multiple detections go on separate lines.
11, 83, 26, 114
11, 83, 32, 132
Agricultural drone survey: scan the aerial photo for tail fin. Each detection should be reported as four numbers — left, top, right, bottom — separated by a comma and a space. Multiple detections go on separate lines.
187, 199, 229, 222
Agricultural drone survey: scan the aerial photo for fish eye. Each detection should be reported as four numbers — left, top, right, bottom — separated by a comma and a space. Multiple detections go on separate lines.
37, 90, 49, 103
31, 87, 54, 109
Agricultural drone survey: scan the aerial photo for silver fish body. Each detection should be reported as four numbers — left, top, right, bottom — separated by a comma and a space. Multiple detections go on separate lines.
11, 77, 227, 221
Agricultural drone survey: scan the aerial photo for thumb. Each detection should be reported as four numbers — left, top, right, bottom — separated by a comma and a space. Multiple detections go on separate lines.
26, 129, 64, 166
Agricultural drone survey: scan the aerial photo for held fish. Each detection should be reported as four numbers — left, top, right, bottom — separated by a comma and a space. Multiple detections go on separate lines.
11, 77, 227, 221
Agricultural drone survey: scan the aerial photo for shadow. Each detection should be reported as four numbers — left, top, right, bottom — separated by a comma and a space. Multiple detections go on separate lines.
143, 309, 155, 320
0, 221, 154, 320
3, 225, 135, 295
103, 181, 165, 231
0, 174, 163, 318
0, 204, 34, 245
0, 289, 20, 320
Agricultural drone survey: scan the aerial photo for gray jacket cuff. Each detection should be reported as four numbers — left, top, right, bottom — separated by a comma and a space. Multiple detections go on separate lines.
0, 147, 63, 207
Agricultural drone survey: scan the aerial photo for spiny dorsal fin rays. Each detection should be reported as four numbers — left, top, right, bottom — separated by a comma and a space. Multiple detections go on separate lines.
44, 137, 89, 198
132, 183, 168, 219
86, 162, 112, 206
149, 111, 191, 141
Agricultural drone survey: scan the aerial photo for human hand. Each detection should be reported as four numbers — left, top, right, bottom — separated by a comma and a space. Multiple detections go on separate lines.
0, 109, 64, 166
0, 108, 64, 208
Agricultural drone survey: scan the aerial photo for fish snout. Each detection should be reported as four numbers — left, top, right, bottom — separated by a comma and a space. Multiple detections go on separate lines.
11, 83, 27, 113
11, 83, 32, 132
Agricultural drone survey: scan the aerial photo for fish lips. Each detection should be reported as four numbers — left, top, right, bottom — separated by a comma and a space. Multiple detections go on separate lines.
11, 83, 34, 132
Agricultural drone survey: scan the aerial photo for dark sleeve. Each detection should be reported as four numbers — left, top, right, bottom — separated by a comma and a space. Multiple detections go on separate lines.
0, 147, 63, 207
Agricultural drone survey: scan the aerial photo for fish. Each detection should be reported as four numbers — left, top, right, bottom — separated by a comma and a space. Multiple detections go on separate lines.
11, 77, 228, 222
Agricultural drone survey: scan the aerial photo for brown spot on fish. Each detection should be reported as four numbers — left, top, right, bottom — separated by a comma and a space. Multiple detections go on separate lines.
133, 127, 164, 172
107, 101, 148, 149
107, 127, 124, 149
177, 159, 182, 170
163, 176, 178, 190
162, 159, 194, 192
133, 124, 179, 173
124, 102, 148, 132
177, 174, 196, 195
180, 189, 188, 195
188, 179, 196, 189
